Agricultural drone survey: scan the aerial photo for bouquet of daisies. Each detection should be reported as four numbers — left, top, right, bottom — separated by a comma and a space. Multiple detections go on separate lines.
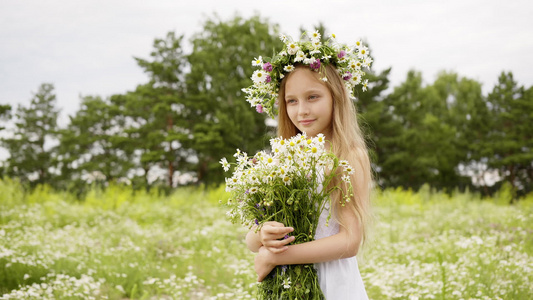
221, 133, 354, 299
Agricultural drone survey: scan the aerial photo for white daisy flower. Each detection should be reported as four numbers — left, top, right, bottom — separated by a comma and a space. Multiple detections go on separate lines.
363, 56, 373, 68
284, 65, 295, 72
219, 157, 230, 172
362, 79, 369, 92
279, 34, 288, 42
303, 57, 316, 65
309, 30, 321, 41
358, 46, 369, 59
252, 56, 263, 66
315, 133, 326, 144
287, 42, 299, 55
342, 175, 351, 183
344, 165, 355, 175
251, 70, 267, 84
294, 50, 306, 62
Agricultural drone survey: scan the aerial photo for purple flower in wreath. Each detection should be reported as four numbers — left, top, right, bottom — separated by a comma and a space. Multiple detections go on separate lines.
256, 104, 264, 113
343, 72, 353, 81
337, 50, 346, 59
310, 59, 321, 70
265, 74, 272, 83
263, 62, 273, 72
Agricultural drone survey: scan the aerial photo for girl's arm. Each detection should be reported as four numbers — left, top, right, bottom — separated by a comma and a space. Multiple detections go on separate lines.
254, 205, 362, 282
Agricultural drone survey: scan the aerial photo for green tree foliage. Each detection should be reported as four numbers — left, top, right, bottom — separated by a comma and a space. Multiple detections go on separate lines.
56, 96, 134, 191
1, 83, 59, 186
376, 71, 482, 192
0, 104, 11, 131
114, 32, 194, 188
353, 65, 393, 187
186, 14, 279, 185
486, 72, 533, 197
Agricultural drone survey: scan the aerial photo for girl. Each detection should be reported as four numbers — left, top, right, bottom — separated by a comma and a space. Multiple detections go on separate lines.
244, 32, 373, 299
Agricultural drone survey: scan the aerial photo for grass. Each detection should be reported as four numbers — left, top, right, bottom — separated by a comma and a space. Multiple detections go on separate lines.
0, 178, 532, 299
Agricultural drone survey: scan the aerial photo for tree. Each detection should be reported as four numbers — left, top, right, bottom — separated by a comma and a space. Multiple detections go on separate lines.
377, 71, 466, 191
1, 83, 59, 186
186, 14, 279, 185
0, 104, 11, 131
56, 95, 134, 190
113, 31, 193, 188
486, 72, 533, 197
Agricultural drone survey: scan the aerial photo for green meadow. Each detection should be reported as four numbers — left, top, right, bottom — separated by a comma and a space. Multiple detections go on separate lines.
1, 178, 532, 299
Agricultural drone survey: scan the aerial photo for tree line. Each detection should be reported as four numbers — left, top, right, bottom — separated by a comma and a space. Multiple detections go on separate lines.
1, 15, 531, 199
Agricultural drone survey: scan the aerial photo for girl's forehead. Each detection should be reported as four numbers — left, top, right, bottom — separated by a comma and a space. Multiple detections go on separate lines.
286, 68, 326, 87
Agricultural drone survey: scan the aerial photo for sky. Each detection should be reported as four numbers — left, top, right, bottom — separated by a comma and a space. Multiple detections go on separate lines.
1, 0, 533, 123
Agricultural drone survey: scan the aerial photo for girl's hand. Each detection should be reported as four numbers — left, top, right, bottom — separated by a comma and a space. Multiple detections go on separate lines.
260, 221, 295, 254
254, 246, 276, 282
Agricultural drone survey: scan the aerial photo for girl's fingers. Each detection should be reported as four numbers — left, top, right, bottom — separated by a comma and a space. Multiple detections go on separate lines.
264, 235, 295, 250
264, 225, 294, 236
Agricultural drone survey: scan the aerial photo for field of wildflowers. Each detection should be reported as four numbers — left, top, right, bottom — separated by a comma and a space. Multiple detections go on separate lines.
1, 178, 532, 299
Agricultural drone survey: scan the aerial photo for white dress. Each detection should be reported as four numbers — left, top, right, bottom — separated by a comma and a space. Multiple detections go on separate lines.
314, 200, 369, 300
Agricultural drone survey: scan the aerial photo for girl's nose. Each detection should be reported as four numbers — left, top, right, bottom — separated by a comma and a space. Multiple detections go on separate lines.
298, 101, 310, 116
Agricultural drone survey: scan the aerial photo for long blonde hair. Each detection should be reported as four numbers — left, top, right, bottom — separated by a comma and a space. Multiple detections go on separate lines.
277, 64, 373, 245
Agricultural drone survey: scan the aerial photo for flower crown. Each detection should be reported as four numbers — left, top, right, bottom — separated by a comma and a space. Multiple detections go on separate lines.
242, 31, 372, 119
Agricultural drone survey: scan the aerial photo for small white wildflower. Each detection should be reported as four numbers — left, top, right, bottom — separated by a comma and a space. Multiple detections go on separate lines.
220, 157, 230, 172
282, 277, 291, 289
342, 175, 351, 183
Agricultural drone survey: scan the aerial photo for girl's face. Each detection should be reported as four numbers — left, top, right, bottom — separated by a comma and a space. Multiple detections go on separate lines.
284, 68, 333, 138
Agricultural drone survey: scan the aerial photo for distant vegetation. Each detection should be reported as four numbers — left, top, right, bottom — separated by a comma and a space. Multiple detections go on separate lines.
0, 14, 531, 200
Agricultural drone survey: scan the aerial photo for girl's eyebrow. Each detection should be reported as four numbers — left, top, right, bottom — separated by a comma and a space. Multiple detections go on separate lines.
285, 89, 323, 99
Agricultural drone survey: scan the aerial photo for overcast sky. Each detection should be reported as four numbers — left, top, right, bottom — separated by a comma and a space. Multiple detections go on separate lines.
1, 0, 532, 123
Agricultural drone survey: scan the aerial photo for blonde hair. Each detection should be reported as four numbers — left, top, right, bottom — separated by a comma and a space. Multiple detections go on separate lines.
277, 64, 373, 245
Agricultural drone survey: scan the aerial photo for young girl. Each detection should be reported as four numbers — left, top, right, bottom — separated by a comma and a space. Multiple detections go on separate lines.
244, 32, 372, 299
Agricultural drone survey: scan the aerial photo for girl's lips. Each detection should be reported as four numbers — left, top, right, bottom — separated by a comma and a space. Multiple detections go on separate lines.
299, 119, 315, 126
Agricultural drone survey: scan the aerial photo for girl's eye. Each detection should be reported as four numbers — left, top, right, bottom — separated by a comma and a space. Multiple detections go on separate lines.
309, 95, 319, 100
286, 99, 296, 104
